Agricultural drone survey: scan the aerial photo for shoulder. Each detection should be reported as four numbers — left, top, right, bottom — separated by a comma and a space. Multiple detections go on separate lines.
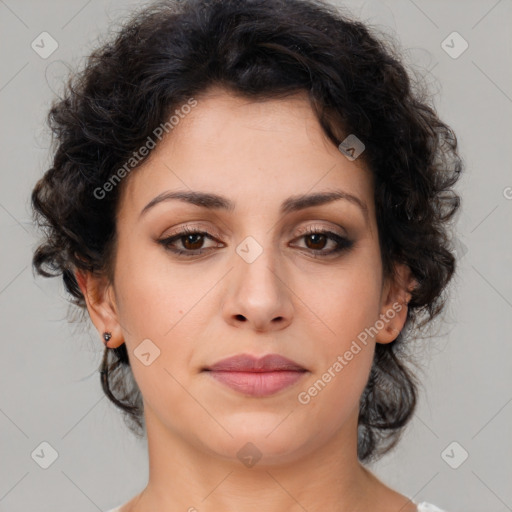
416, 502, 448, 512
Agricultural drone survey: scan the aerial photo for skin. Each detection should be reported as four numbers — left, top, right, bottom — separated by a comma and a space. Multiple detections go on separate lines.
76, 87, 417, 512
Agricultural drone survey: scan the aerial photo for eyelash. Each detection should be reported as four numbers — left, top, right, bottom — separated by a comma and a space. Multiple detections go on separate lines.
158, 225, 354, 258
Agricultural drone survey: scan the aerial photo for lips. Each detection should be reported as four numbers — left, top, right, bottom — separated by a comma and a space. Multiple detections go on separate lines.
203, 353, 306, 372
202, 353, 307, 397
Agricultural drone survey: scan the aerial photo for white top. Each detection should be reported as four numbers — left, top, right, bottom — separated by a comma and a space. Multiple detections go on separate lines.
105, 501, 446, 511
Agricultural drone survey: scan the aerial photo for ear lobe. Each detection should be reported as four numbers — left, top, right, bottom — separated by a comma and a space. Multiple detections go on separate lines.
375, 263, 417, 345
75, 270, 122, 347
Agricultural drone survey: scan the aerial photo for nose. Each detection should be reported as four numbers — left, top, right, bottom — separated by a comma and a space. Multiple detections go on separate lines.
221, 240, 294, 333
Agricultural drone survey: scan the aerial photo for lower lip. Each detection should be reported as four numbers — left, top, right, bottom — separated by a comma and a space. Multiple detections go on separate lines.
205, 370, 306, 397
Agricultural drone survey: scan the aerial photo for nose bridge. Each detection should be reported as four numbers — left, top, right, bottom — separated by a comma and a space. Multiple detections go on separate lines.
234, 233, 281, 297
222, 228, 294, 330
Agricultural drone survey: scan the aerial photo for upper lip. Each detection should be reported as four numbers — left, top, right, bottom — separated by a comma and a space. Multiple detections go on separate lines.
203, 353, 306, 372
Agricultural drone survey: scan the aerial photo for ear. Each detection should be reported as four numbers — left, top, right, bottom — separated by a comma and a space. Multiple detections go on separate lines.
375, 263, 417, 345
75, 270, 124, 348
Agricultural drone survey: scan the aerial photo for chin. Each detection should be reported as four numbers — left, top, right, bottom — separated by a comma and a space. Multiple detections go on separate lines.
197, 417, 316, 467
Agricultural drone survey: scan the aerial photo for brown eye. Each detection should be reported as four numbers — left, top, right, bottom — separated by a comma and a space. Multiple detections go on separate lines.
158, 226, 353, 259
292, 228, 354, 257
181, 233, 206, 251
158, 227, 222, 256
304, 232, 329, 251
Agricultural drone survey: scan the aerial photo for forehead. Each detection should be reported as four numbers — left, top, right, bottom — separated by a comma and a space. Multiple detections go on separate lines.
170, 87, 336, 152
117, 87, 374, 221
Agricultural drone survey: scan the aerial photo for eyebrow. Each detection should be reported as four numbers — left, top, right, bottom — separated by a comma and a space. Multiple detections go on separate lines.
139, 189, 368, 222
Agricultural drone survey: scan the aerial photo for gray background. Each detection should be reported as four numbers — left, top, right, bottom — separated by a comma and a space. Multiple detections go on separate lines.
1, 0, 511, 511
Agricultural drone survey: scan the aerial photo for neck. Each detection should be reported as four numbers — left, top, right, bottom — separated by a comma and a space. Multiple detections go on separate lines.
127, 405, 380, 512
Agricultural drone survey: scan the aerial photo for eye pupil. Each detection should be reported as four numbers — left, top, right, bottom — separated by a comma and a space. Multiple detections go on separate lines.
305, 233, 327, 250
183, 234, 204, 250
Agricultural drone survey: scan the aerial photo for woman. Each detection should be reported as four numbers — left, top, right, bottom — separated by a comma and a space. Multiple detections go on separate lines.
31, 0, 462, 510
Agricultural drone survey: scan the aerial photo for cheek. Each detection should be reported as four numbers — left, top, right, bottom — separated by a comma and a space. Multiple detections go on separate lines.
112, 238, 187, 334
112, 241, 208, 377
112, 250, 200, 418
308, 254, 383, 344
298, 250, 381, 398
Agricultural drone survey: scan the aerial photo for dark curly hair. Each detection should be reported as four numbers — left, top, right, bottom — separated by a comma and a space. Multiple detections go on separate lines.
30, 0, 462, 463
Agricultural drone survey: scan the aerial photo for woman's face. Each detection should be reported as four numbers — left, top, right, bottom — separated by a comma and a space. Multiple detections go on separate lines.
81, 87, 411, 465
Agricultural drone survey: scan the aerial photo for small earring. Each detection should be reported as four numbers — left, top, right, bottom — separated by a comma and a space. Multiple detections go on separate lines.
103, 331, 112, 347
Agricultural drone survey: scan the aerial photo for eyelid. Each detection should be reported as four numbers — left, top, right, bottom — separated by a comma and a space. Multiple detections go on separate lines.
163, 223, 222, 240
162, 221, 347, 242
294, 223, 347, 238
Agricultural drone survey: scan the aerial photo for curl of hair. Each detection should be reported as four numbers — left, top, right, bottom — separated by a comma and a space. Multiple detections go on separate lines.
31, 0, 463, 461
